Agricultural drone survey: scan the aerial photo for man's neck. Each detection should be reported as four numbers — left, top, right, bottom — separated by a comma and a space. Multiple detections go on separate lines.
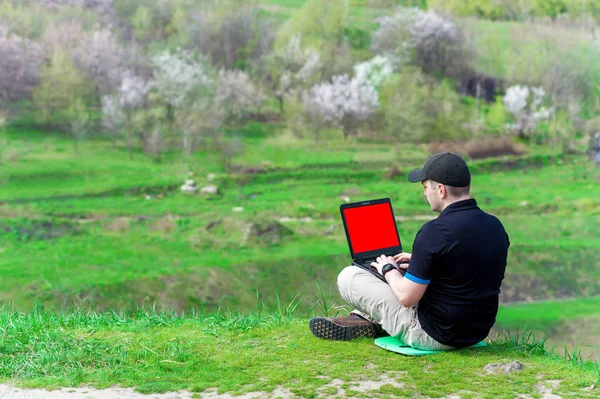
440, 196, 472, 212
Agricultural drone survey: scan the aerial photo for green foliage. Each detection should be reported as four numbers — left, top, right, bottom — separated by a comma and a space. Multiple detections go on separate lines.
378, 69, 469, 142
131, 5, 153, 41
276, 0, 347, 53
343, 27, 371, 50
32, 49, 93, 129
0, 0, 98, 38
429, 0, 600, 20
531, 0, 569, 19
486, 96, 509, 133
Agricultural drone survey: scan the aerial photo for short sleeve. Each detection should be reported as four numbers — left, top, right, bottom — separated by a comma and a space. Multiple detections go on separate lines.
406, 222, 447, 285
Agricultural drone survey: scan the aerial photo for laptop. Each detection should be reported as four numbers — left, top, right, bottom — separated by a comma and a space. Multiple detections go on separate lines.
340, 198, 404, 282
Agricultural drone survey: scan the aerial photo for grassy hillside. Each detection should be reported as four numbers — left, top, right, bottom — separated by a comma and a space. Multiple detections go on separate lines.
0, 308, 597, 398
2, 124, 600, 314
2, 122, 600, 366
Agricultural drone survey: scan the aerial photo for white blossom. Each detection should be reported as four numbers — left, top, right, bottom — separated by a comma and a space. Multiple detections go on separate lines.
152, 49, 211, 107
101, 94, 125, 132
273, 34, 321, 97
372, 8, 459, 72
372, 8, 420, 63
354, 55, 395, 89
504, 85, 553, 134
76, 27, 124, 93
0, 25, 43, 104
503, 85, 529, 114
303, 74, 379, 132
217, 69, 264, 119
119, 70, 152, 109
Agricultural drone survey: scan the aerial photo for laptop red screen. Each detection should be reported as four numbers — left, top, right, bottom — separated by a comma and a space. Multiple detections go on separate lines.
342, 202, 400, 254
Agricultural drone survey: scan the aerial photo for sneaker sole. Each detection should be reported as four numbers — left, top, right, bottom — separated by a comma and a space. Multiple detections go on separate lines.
309, 317, 377, 340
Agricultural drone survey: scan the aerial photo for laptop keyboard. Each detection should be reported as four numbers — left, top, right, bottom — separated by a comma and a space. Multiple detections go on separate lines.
353, 259, 376, 270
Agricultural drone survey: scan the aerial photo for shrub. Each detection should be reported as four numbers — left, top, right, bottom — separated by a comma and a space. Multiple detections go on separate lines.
503, 85, 553, 138
378, 68, 469, 142
428, 137, 526, 159
464, 137, 527, 159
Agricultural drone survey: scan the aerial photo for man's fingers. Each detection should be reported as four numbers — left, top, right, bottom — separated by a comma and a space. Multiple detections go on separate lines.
398, 263, 409, 269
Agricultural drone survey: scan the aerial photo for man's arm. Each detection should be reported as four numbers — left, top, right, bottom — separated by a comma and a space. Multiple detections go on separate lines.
371, 254, 428, 307
385, 270, 427, 307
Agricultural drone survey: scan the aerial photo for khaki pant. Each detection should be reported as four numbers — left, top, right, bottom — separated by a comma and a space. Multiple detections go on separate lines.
337, 266, 453, 351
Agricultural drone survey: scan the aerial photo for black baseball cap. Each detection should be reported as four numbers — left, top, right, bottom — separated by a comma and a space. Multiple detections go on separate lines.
408, 152, 471, 187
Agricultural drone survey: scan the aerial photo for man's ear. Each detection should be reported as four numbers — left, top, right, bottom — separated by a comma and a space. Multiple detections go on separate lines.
438, 184, 447, 199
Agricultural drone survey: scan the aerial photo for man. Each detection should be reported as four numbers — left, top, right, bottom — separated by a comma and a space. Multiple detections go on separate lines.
309, 152, 509, 350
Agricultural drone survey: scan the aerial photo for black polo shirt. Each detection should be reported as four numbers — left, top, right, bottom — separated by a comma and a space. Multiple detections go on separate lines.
405, 199, 509, 348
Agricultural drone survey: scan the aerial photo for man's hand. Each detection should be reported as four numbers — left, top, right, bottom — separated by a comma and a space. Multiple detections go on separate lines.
370, 255, 398, 275
393, 252, 411, 269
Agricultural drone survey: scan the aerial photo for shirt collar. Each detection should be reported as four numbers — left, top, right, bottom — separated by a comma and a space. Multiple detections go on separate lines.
438, 198, 478, 218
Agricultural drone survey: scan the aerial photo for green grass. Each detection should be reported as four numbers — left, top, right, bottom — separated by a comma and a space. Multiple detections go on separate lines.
2, 124, 600, 314
498, 297, 600, 331
0, 307, 597, 397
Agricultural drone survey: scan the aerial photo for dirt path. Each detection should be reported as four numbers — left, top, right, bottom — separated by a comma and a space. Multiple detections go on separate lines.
0, 385, 292, 399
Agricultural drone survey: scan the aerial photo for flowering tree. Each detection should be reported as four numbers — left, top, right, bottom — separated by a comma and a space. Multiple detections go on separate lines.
151, 49, 211, 108
176, 97, 225, 158
41, 21, 84, 55
371, 8, 419, 65
267, 34, 321, 113
42, 22, 125, 96
372, 8, 463, 76
76, 27, 124, 94
118, 70, 152, 158
354, 55, 395, 89
0, 26, 43, 105
503, 85, 552, 138
217, 69, 265, 122
101, 93, 125, 146
302, 74, 379, 141
119, 70, 152, 110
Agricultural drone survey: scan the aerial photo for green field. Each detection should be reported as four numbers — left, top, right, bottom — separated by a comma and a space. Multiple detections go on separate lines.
2, 124, 600, 346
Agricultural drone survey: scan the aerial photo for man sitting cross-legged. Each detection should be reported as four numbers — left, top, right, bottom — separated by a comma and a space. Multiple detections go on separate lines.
310, 153, 510, 350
